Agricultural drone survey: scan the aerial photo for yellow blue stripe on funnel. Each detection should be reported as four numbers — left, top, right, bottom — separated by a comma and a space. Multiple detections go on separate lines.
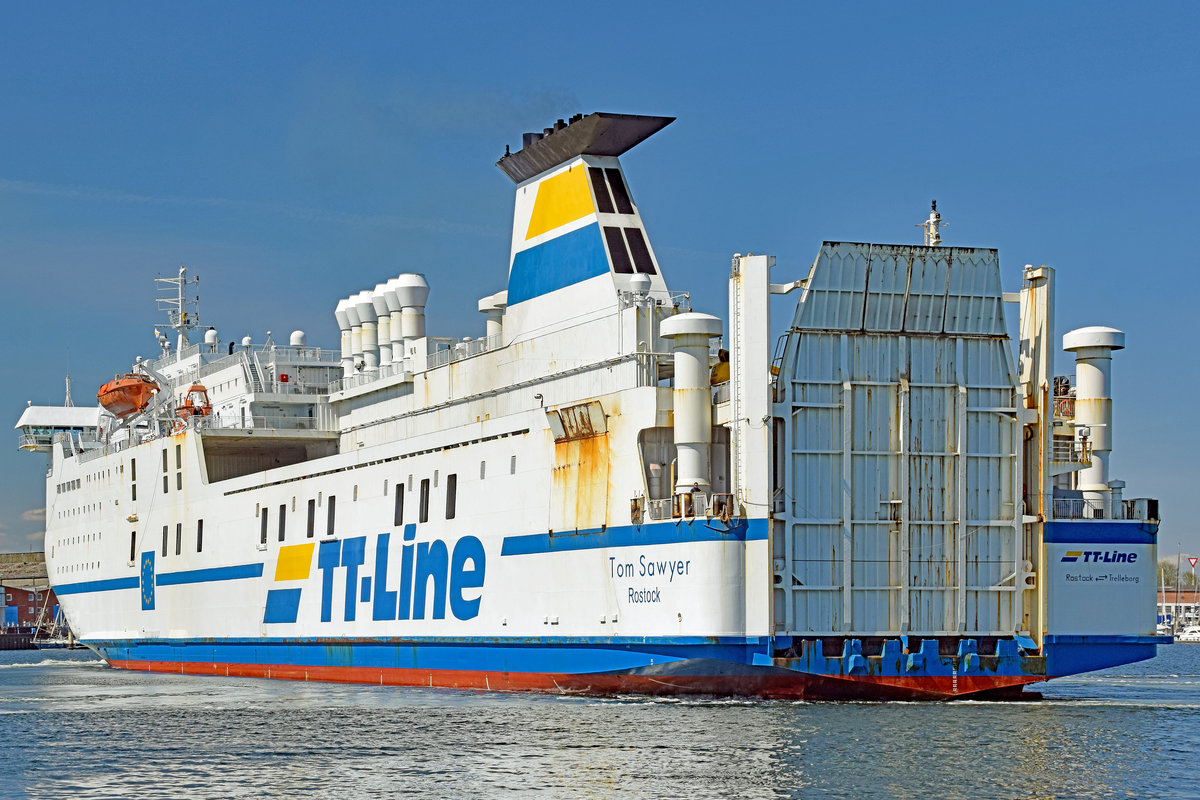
509, 165, 608, 305
525, 166, 593, 240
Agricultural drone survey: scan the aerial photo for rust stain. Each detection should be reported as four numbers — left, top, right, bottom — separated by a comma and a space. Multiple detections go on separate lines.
551, 433, 611, 532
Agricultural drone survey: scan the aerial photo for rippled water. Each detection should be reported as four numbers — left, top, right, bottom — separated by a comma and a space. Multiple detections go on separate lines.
1, 646, 1197, 799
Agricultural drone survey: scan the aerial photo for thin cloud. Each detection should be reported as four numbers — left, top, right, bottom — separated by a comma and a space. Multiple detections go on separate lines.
0, 177, 503, 238
26, 530, 44, 543
20, 508, 45, 522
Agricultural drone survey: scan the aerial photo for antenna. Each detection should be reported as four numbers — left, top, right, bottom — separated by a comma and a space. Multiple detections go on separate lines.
915, 199, 949, 246
155, 265, 201, 359
64, 374, 74, 407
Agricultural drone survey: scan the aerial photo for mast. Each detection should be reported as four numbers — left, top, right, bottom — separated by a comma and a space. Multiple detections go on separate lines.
155, 265, 201, 360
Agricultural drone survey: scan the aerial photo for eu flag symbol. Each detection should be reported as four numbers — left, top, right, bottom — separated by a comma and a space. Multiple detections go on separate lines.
140, 551, 155, 610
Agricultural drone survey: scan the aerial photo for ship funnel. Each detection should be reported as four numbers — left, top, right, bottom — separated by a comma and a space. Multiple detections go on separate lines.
371, 284, 393, 366
354, 290, 379, 372
1063, 326, 1125, 518
660, 312, 722, 498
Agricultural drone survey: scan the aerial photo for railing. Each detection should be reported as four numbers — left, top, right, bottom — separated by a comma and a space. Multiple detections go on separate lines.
1051, 438, 1090, 464
1053, 374, 1075, 418
77, 438, 133, 464
1053, 497, 1159, 522
330, 361, 412, 393
427, 334, 504, 370
17, 433, 53, 450
198, 414, 334, 432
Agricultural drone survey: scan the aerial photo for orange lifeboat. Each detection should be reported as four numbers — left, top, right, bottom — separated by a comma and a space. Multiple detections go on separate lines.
97, 373, 159, 418
176, 383, 212, 426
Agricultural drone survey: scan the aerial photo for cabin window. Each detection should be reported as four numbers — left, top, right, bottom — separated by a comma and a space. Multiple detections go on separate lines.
511, 455, 517, 475
384, 479, 388, 496
161, 526, 168, 557
480, 461, 486, 480
588, 167, 615, 214
278, 504, 286, 542
131, 483, 137, 502
175, 444, 182, 469
131, 459, 137, 481
260, 508, 268, 545
163, 475, 169, 494
604, 226, 634, 274
419, 479, 430, 523
445, 474, 457, 520
162, 449, 168, 473
408, 475, 413, 492
327, 496, 336, 536
175, 523, 182, 556
307, 499, 315, 538
197, 519, 204, 553
605, 168, 634, 214
129, 532, 136, 563
394, 484, 405, 527
434, 470, 438, 488
353, 484, 358, 502
176, 472, 182, 490
624, 227, 655, 274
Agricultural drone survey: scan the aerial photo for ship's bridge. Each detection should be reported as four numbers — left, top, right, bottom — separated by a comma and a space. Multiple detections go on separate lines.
14, 406, 105, 454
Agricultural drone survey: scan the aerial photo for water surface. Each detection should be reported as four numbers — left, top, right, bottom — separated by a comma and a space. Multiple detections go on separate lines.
1, 646, 1196, 799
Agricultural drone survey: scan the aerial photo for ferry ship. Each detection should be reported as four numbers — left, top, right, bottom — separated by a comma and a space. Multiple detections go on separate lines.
15, 113, 1163, 700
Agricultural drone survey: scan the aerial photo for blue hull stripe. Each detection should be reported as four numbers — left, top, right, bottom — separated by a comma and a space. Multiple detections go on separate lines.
501, 518, 768, 557
85, 634, 1155, 682
157, 563, 264, 586
55, 576, 140, 596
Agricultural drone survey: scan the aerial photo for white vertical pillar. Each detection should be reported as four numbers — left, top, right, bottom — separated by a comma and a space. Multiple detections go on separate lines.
1063, 326, 1125, 518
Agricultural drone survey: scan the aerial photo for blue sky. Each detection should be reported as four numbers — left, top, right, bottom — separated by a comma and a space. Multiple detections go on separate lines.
1, 3, 1197, 558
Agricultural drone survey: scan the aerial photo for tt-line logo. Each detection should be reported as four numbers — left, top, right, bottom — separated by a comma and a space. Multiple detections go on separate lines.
1060, 550, 1139, 564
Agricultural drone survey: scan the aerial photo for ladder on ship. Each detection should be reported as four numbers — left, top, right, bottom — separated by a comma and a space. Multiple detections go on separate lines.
246, 352, 266, 393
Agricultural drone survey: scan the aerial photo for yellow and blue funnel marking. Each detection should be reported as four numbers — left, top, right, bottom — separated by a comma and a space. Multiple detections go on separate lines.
1060, 551, 1082, 562
263, 543, 314, 623
508, 163, 609, 305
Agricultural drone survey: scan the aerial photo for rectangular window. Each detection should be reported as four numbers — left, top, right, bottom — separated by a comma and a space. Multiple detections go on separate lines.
605, 168, 634, 214
197, 519, 204, 553
624, 227, 655, 274
588, 166, 615, 214
176, 472, 182, 490
480, 461, 486, 479
161, 526, 168, 557
163, 475, 169, 494
394, 484, 405, 526
175, 523, 182, 556
130, 532, 136, 563
162, 449, 168, 473
445, 474, 457, 520
132, 483, 137, 502
260, 508, 268, 545
604, 226, 634, 273
307, 499, 316, 538
511, 455, 517, 475
353, 484, 358, 501
175, 444, 182, 469
130, 459, 136, 482
327, 495, 336, 536
419, 479, 430, 523
278, 504, 286, 542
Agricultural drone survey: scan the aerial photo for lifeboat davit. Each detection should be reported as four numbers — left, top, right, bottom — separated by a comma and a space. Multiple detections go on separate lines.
97, 373, 159, 418
176, 383, 212, 426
